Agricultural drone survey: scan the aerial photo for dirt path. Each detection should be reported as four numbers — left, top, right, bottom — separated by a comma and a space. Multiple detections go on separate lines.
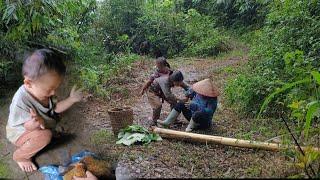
0, 46, 300, 179
110, 48, 298, 178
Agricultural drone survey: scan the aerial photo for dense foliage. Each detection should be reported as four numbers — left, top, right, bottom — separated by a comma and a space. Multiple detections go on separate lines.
0, 0, 238, 96
1, 0, 318, 123
226, 0, 320, 120
1, 0, 319, 177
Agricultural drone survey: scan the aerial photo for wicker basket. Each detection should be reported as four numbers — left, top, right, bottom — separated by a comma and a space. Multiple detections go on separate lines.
107, 106, 133, 135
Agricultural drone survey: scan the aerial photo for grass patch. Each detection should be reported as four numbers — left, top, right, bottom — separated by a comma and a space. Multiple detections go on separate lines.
234, 118, 285, 141
90, 129, 116, 145
245, 166, 261, 176
214, 49, 245, 61
0, 160, 10, 178
0, 142, 10, 178
90, 129, 126, 165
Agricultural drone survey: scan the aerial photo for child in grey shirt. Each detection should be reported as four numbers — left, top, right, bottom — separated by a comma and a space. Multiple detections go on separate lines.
6, 49, 83, 173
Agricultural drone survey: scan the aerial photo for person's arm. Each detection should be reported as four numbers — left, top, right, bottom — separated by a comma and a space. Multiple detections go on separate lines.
24, 109, 45, 130
180, 82, 190, 91
140, 80, 153, 95
184, 88, 196, 99
160, 82, 176, 104
24, 119, 42, 131
55, 85, 83, 113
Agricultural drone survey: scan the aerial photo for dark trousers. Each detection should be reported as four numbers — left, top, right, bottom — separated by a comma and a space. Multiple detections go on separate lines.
173, 102, 213, 129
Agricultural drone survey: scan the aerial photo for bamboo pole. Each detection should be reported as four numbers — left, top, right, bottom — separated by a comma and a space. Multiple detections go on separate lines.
152, 127, 320, 152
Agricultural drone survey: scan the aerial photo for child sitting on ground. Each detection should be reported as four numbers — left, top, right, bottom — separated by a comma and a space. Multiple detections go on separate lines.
157, 78, 219, 132
6, 49, 83, 173
140, 57, 173, 95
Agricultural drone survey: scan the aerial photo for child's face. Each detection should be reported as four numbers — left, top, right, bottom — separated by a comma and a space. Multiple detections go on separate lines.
24, 71, 63, 101
156, 61, 165, 70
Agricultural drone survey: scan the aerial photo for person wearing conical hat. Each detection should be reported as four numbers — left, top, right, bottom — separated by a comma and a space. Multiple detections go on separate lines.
157, 78, 219, 132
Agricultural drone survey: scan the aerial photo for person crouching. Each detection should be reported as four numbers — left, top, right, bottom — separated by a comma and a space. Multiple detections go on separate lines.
157, 78, 219, 132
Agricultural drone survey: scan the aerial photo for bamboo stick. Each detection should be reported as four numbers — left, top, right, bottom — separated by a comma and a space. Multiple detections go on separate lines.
152, 127, 320, 152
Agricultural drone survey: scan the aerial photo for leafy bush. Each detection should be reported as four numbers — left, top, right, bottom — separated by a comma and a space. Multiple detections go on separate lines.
182, 9, 230, 57
225, 69, 279, 115
226, 0, 320, 118
77, 49, 139, 97
136, 0, 186, 57
191, 0, 269, 30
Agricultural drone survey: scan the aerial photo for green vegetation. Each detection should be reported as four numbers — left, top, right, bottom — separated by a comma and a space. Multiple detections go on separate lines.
116, 125, 162, 146
0, 143, 10, 178
0, 161, 10, 178
224, 0, 320, 177
1, 0, 320, 177
90, 129, 116, 146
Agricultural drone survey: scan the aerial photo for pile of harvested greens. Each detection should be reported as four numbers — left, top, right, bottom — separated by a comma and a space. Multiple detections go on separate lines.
116, 125, 162, 146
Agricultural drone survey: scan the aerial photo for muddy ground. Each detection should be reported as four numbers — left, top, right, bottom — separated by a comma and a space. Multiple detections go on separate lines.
0, 45, 303, 179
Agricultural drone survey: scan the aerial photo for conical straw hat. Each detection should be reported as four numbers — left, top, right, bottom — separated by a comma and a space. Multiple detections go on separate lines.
192, 78, 220, 97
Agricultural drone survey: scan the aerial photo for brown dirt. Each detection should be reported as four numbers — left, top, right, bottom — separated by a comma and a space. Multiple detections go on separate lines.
0, 47, 302, 179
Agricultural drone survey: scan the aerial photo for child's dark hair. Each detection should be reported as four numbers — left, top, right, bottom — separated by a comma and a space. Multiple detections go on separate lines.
169, 70, 184, 82
156, 56, 170, 69
22, 49, 66, 80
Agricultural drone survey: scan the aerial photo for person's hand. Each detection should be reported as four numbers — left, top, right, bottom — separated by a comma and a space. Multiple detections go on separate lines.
69, 85, 84, 103
30, 109, 45, 129
73, 171, 98, 180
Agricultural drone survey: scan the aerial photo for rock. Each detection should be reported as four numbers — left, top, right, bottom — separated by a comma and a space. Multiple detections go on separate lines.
115, 164, 134, 180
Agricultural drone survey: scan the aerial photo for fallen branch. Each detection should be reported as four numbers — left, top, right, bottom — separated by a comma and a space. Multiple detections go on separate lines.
152, 127, 320, 152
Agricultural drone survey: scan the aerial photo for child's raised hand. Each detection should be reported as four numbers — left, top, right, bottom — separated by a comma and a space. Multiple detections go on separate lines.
30, 108, 45, 129
69, 85, 84, 103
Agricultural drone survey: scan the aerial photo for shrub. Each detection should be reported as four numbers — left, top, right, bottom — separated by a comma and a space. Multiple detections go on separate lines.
226, 0, 320, 118
182, 9, 230, 57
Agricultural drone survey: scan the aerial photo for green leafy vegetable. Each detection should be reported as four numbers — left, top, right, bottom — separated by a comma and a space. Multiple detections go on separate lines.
116, 125, 162, 146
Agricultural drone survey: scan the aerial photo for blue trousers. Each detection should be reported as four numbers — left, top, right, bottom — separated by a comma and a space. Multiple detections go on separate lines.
173, 102, 215, 129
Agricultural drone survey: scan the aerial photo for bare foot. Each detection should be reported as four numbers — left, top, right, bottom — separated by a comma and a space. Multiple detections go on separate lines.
16, 160, 37, 172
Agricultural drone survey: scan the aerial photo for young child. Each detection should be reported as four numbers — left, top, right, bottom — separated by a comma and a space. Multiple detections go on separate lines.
140, 56, 172, 95
6, 49, 83, 172
157, 78, 219, 132
147, 70, 189, 125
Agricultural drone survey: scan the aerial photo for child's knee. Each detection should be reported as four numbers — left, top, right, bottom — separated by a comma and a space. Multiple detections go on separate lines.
39, 129, 52, 145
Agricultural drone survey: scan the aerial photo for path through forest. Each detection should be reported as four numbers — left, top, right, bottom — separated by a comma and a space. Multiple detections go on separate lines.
0, 44, 300, 179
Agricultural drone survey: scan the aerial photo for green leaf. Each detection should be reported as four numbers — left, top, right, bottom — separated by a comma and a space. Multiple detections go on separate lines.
116, 133, 146, 146
257, 78, 311, 118
304, 101, 320, 138
119, 124, 149, 134
116, 124, 162, 146
311, 71, 320, 85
